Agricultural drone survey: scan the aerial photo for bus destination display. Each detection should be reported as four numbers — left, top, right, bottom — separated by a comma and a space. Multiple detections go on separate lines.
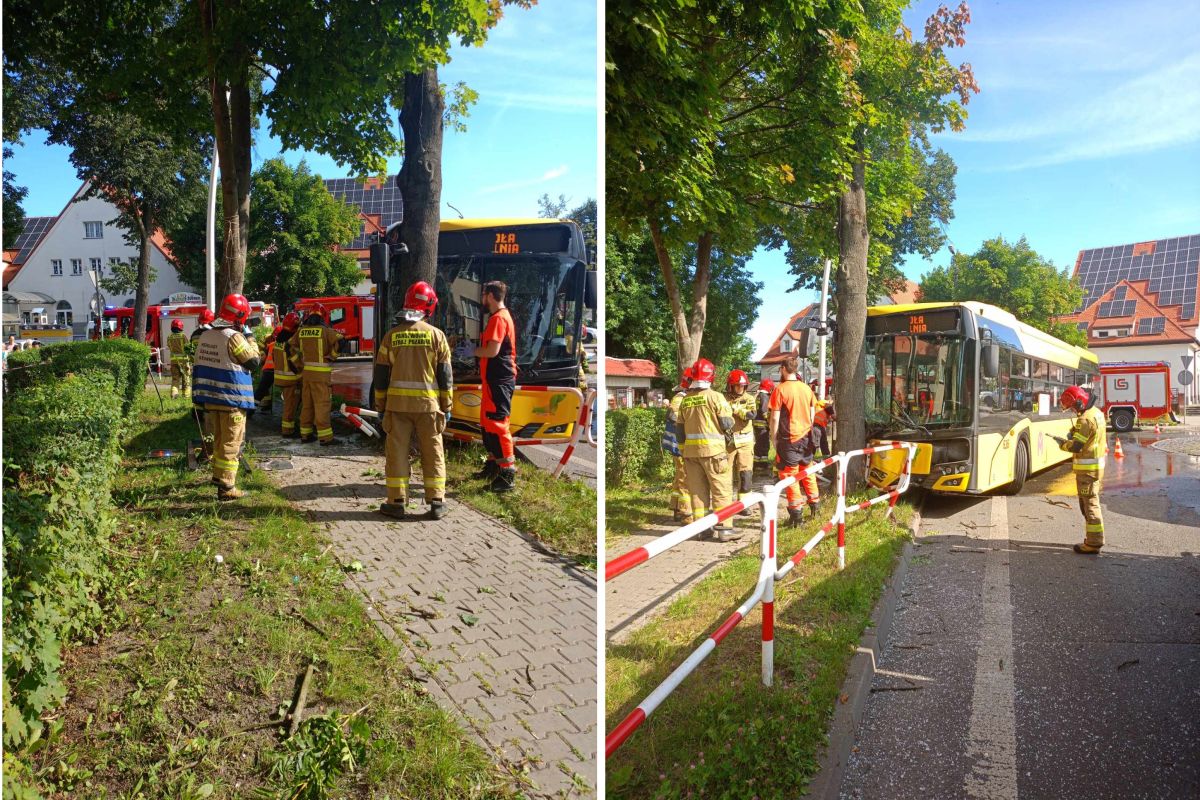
439, 224, 574, 257
867, 309, 961, 336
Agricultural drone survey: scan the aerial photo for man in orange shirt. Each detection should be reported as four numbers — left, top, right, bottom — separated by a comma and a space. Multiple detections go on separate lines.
769, 355, 820, 525
472, 280, 519, 492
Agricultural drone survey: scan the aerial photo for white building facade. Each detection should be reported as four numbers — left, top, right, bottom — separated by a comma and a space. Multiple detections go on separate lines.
5, 183, 195, 338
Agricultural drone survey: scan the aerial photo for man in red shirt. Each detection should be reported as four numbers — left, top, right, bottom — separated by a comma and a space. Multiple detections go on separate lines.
472, 280, 518, 492
769, 355, 820, 524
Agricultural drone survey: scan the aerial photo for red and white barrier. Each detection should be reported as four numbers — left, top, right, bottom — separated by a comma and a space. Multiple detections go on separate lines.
605, 440, 918, 756
334, 410, 379, 438
340, 403, 381, 420
552, 389, 597, 478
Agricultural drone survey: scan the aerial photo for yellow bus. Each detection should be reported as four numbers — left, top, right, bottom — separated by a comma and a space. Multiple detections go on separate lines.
866, 301, 1099, 495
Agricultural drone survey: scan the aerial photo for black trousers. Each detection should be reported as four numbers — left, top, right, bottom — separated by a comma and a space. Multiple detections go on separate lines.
254, 369, 275, 403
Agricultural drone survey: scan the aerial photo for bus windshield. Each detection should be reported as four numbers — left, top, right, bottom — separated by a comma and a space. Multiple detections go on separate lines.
433, 253, 584, 375
865, 333, 973, 433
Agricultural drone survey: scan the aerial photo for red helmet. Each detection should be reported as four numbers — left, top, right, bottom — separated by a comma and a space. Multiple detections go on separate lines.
759, 378, 775, 393
304, 303, 326, 323
198, 308, 216, 326
272, 325, 282, 338
404, 281, 438, 317
691, 358, 716, 383
727, 369, 749, 388
1060, 385, 1089, 411
281, 311, 301, 333
170, 319, 184, 333
218, 293, 250, 324
679, 366, 693, 388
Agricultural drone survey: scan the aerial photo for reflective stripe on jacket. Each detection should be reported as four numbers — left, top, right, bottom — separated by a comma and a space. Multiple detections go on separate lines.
297, 325, 342, 374
726, 390, 757, 448
273, 339, 300, 385
374, 319, 453, 414
1061, 405, 1107, 472
676, 388, 733, 458
166, 332, 189, 358
192, 325, 257, 409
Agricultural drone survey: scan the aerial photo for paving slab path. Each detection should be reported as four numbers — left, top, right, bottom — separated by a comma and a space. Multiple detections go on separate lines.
248, 421, 597, 798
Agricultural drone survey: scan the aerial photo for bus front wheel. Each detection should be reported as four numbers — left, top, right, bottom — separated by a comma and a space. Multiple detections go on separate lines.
1110, 408, 1135, 433
999, 438, 1028, 495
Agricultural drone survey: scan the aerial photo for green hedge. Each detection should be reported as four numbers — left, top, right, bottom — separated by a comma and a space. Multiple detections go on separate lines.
2, 370, 127, 759
606, 407, 671, 489
4, 339, 150, 416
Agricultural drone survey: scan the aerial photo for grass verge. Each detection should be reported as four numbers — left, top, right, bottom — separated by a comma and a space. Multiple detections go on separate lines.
605, 496, 914, 799
445, 442, 597, 569
24, 390, 519, 799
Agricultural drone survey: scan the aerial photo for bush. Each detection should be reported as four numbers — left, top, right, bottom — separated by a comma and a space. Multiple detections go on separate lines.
2, 372, 125, 754
3, 339, 150, 416
606, 407, 671, 488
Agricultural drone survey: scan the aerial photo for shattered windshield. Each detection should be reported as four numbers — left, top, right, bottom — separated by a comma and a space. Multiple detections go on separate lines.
865, 333, 973, 435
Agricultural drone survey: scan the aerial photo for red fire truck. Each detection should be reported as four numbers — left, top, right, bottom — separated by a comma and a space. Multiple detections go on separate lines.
1097, 361, 1174, 432
293, 295, 376, 357
101, 301, 277, 364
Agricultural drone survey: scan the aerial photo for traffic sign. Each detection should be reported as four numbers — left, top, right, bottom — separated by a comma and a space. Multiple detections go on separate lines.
1182, 354, 1194, 369
1179, 370, 1194, 387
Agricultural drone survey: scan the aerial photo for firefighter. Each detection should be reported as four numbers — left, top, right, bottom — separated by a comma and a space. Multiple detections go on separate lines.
724, 369, 757, 512
165, 319, 191, 399
661, 367, 692, 522
255, 325, 281, 411
1053, 385, 1108, 554
372, 281, 454, 520
466, 280, 518, 492
192, 294, 260, 500
190, 308, 217, 458
274, 312, 302, 437
812, 400, 835, 459
769, 355, 820, 525
753, 377, 775, 474
296, 304, 344, 445
674, 358, 738, 541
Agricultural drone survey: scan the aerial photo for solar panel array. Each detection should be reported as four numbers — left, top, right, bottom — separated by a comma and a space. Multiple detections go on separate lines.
1075, 233, 1200, 321
1112, 286, 1127, 300
1136, 316, 1166, 336
12, 216, 56, 263
1097, 299, 1136, 317
323, 177, 403, 250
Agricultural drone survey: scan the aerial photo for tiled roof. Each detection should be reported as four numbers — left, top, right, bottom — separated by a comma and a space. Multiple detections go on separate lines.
324, 175, 403, 252
606, 357, 662, 379
1071, 233, 1200, 324
756, 304, 817, 364
1060, 278, 1196, 347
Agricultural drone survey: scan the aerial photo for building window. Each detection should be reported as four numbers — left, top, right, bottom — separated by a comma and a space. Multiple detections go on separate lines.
779, 337, 794, 353
109, 257, 122, 268
51, 259, 63, 276
56, 301, 73, 326
71, 258, 83, 275
84, 221, 104, 239
90, 257, 102, 275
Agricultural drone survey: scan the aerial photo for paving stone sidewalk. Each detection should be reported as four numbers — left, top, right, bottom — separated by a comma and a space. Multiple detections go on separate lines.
249, 426, 597, 798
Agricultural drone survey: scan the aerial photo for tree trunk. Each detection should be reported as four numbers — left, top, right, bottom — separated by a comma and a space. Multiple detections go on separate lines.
396, 66, 444, 290
131, 206, 153, 344
833, 138, 869, 481
688, 231, 713, 367
649, 224, 715, 371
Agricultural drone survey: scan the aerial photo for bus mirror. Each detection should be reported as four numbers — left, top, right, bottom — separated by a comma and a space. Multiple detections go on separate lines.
585, 269, 598, 311
982, 343, 1000, 379
369, 243, 389, 284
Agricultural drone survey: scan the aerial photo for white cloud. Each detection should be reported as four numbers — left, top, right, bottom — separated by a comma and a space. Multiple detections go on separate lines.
478, 165, 570, 195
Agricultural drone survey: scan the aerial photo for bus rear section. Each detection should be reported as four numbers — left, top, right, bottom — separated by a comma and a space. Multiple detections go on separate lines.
864, 302, 1098, 495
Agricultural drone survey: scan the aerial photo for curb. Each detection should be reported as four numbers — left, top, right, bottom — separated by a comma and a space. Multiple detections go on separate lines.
806, 499, 924, 800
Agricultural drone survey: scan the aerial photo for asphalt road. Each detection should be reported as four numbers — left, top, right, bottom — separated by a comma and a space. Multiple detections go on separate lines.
329, 360, 597, 485
840, 428, 1200, 800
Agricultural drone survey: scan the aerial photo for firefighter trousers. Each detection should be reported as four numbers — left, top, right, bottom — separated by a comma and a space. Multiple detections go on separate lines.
1076, 471, 1104, 547
300, 372, 333, 441
207, 406, 246, 490
279, 382, 300, 434
753, 424, 771, 470
778, 462, 820, 510
671, 456, 688, 515
684, 453, 733, 529
171, 362, 191, 396
730, 442, 755, 502
383, 411, 447, 504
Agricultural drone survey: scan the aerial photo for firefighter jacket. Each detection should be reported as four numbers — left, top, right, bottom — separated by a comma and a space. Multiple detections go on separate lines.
192, 324, 259, 410
813, 401, 832, 430
166, 332, 190, 361
273, 333, 301, 387
373, 318, 454, 414
725, 390, 757, 449
661, 388, 687, 457
674, 387, 734, 459
1059, 403, 1107, 472
753, 390, 771, 429
296, 324, 343, 375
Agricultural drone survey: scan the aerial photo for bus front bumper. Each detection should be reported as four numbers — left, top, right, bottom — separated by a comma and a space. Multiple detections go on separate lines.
868, 442, 971, 493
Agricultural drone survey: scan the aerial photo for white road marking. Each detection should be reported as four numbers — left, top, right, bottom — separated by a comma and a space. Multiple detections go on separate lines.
963, 495, 1019, 800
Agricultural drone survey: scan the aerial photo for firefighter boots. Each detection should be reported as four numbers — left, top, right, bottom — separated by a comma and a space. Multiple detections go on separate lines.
490, 467, 517, 493
379, 501, 406, 519
429, 500, 448, 520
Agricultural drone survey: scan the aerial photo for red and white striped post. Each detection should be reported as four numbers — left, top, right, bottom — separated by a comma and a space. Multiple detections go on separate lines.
552, 389, 595, 478
836, 455, 848, 569
761, 483, 780, 687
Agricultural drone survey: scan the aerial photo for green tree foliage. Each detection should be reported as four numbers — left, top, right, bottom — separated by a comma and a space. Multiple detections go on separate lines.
244, 159, 363, 309
165, 160, 364, 307
50, 108, 207, 342
99, 258, 158, 297
607, 226, 762, 382
3, 0, 528, 297
2, 146, 27, 250
919, 236, 1087, 346
606, 0, 859, 368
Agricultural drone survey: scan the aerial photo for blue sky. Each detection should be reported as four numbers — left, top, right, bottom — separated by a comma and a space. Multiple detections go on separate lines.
5, 1, 598, 220
747, 0, 1200, 359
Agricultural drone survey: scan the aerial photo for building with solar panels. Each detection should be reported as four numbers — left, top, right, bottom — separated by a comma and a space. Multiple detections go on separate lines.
1056, 233, 1200, 407
2, 182, 194, 339
321, 174, 403, 293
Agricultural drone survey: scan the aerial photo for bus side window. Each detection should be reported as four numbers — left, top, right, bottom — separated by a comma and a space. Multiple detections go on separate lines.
982, 346, 1010, 419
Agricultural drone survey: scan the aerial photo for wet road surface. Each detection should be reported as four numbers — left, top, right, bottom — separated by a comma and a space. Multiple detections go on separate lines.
329, 360, 597, 484
840, 428, 1200, 800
